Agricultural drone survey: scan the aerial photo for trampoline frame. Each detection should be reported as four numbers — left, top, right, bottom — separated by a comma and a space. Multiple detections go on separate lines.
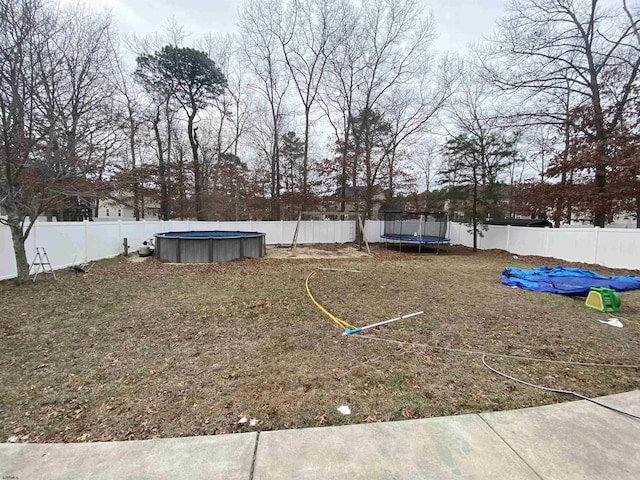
381, 211, 450, 254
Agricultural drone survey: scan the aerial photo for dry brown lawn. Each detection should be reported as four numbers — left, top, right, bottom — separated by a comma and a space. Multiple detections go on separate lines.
1, 244, 639, 443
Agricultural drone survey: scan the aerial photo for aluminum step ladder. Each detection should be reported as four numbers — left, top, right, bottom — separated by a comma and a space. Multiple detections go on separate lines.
29, 247, 56, 282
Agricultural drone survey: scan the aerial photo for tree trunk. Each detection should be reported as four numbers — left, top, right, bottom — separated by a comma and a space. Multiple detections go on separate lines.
302, 106, 310, 211
164, 102, 173, 219
472, 176, 478, 252
152, 107, 169, 220
269, 107, 281, 221
388, 147, 396, 199
594, 163, 606, 227
187, 110, 203, 221
270, 137, 281, 221
128, 103, 140, 221
339, 126, 350, 212
363, 109, 373, 219
8, 218, 30, 284
554, 169, 566, 229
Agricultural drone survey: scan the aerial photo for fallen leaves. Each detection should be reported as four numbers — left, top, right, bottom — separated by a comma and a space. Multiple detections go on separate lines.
401, 407, 417, 419
1, 247, 640, 443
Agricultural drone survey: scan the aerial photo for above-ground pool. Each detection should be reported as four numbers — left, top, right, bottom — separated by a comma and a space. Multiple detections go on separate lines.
154, 231, 266, 263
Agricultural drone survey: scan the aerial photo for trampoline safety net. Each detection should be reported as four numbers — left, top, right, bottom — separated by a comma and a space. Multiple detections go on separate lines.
382, 211, 449, 241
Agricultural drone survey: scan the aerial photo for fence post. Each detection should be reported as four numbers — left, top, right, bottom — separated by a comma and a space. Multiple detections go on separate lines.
544, 227, 550, 257
281, 220, 284, 245
593, 227, 600, 264
506, 225, 511, 252
84, 220, 89, 262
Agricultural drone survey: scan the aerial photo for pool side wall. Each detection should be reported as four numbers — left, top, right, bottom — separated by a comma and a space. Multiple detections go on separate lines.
155, 233, 266, 263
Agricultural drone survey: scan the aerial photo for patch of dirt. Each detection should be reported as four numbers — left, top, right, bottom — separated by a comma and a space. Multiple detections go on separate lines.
1, 244, 638, 443
126, 253, 152, 263
266, 244, 371, 259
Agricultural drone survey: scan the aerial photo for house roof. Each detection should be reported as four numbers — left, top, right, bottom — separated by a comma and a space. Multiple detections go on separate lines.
486, 218, 552, 228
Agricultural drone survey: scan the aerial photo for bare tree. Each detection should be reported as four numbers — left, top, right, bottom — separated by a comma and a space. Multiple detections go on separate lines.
381, 56, 457, 198
109, 42, 145, 220
485, 0, 640, 226
270, 0, 343, 210
409, 137, 440, 194
350, 0, 436, 218
0, 0, 117, 283
198, 33, 252, 214
441, 62, 521, 248
319, 2, 363, 211
239, 0, 291, 220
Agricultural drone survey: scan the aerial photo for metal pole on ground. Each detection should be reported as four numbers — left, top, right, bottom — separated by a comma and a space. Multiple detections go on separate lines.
343, 311, 425, 335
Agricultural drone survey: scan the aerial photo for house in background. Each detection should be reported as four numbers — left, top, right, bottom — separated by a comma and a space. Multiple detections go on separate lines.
95, 193, 160, 221
329, 186, 387, 219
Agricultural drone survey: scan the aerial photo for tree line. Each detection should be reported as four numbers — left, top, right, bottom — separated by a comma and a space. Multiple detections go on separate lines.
1, 0, 639, 282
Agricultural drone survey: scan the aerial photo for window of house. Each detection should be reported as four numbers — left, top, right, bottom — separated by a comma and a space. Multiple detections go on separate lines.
118, 208, 122, 217
106, 208, 109, 217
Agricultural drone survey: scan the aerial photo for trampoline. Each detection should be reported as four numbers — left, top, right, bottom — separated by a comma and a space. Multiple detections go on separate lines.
381, 211, 450, 253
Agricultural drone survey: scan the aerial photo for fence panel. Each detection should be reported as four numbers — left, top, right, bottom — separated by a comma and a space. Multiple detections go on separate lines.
478, 225, 508, 250
450, 222, 474, 247
33, 222, 86, 269
120, 222, 149, 252
507, 227, 547, 256
252, 222, 285, 245
597, 229, 640, 269
0, 227, 16, 281
546, 228, 597, 264
87, 222, 122, 260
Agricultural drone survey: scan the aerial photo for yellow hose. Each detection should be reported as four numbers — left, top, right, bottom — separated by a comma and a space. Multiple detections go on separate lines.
305, 271, 355, 330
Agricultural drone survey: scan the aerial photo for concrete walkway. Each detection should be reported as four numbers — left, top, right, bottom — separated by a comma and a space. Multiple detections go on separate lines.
2, 390, 639, 479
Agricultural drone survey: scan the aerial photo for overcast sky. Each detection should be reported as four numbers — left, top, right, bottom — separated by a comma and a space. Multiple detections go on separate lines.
78, 0, 509, 55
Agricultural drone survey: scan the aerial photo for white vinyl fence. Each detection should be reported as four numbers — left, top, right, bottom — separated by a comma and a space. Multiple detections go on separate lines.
3, 219, 638, 281
1, 219, 367, 281
448, 222, 640, 270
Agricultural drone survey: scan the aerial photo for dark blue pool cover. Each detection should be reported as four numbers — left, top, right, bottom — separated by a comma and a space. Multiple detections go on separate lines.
501, 266, 640, 296
159, 231, 262, 238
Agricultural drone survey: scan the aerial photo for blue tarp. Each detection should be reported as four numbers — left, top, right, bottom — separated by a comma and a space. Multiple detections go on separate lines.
501, 266, 640, 296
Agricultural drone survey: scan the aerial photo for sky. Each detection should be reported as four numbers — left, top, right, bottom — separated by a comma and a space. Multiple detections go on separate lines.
75, 0, 510, 55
